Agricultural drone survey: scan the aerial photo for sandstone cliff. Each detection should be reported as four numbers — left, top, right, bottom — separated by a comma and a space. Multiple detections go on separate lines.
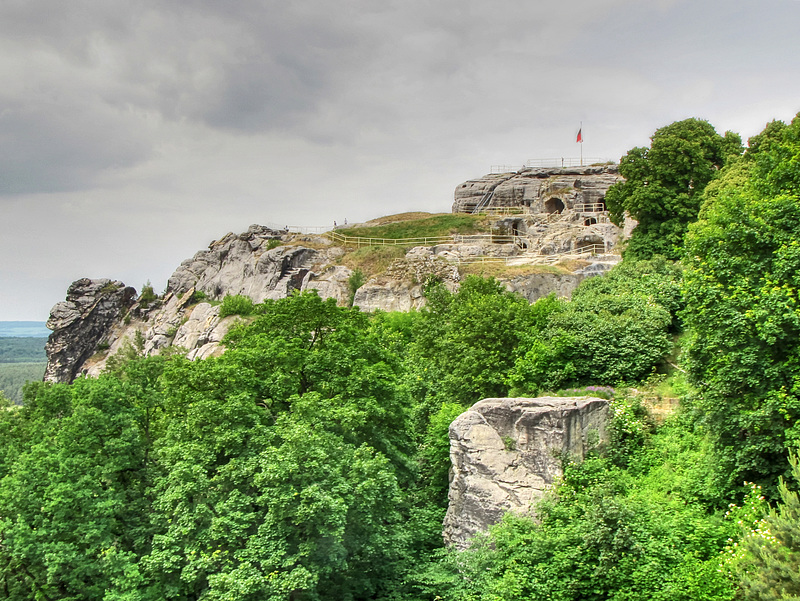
443, 396, 609, 549
45, 279, 137, 382
452, 165, 630, 262
453, 164, 622, 214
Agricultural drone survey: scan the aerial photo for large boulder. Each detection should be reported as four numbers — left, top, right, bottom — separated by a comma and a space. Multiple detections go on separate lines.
443, 396, 609, 549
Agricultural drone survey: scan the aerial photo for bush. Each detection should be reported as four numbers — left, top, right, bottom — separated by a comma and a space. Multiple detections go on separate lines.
188, 289, 208, 304
218, 294, 256, 318
347, 269, 366, 306
139, 281, 158, 308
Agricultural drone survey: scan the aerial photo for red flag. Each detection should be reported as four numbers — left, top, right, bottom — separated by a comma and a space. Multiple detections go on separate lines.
576, 128, 583, 143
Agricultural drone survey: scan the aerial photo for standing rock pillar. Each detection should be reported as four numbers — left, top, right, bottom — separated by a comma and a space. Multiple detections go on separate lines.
443, 396, 609, 549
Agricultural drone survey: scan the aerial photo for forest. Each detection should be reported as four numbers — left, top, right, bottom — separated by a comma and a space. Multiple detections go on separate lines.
1, 114, 799, 600
0, 338, 46, 404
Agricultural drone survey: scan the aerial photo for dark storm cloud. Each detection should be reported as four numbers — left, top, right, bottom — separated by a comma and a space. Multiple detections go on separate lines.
0, 0, 354, 194
2, 0, 799, 321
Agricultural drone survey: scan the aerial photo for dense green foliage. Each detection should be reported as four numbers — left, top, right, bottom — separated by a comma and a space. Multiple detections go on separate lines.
0, 338, 47, 363
417, 409, 740, 601
0, 363, 46, 404
0, 275, 682, 600
683, 113, 800, 494
508, 257, 681, 394
606, 119, 743, 260
3, 115, 800, 599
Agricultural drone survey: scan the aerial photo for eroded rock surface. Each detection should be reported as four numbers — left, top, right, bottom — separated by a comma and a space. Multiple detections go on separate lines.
452, 165, 622, 214
443, 396, 609, 549
44, 279, 137, 383
45, 217, 617, 383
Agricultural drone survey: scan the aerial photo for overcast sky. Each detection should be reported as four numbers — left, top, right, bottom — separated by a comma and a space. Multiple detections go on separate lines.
1, 0, 799, 321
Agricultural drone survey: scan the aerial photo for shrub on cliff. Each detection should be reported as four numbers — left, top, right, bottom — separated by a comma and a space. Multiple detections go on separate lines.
218, 293, 256, 317
509, 258, 680, 394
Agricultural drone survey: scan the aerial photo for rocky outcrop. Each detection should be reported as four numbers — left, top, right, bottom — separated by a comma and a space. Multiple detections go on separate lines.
167, 225, 336, 302
44, 279, 137, 383
503, 272, 588, 302
453, 165, 622, 214
44, 216, 618, 383
443, 396, 609, 549
452, 166, 631, 261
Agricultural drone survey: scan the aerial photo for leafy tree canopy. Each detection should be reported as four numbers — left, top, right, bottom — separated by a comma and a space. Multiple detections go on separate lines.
683, 112, 800, 495
606, 118, 743, 261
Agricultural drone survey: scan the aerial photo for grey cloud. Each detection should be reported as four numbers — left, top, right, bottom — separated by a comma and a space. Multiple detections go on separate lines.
0, 95, 152, 195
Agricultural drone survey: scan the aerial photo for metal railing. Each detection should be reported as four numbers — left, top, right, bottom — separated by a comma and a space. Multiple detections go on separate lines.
525, 158, 612, 168
326, 231, 454, 248
325, 231, 613, 266
473, 207, 529, 216
487, 158, 617, 174
573, 202, 607, 213
266, 222, 332, 234
489, 165, 521, 174
326, 231, 527, 248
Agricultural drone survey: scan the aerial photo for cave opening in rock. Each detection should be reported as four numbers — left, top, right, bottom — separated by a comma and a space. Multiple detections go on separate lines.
576, 236, 604, 253
583, 217, 597, 226
545, 197, 565, 214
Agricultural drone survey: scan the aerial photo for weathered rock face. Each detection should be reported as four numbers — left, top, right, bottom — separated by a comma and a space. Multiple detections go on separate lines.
44, 220, 614, 382
503, 272, 587, 302
443, 396, 609, 549
167, 225, 332, 302
453, 165, 622, 214
44, 278, 137, 383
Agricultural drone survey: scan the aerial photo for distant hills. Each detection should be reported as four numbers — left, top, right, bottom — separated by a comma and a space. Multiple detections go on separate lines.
0, 321, 50, 337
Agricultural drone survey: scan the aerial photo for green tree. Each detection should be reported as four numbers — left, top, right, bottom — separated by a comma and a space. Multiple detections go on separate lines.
683, 113, 800, 494
509, 258, 679, 394
0, 377, 154, 600
739, 454, 800, 600
606, 118, 743, 260
133, 291, 412, 600
407, 276, 533, 419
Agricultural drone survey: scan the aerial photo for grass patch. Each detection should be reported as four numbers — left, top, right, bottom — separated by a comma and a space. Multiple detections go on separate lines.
339, 213, 489, 240
339, 246, 407, 278
459, 263, 573, 278
554, 259, 591, 272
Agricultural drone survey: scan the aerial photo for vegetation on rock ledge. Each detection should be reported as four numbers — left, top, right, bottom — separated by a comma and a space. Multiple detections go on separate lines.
2, 115, 800, 600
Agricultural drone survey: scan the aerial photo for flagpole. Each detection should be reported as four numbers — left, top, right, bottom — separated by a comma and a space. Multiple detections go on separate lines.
580, 121, 583, 166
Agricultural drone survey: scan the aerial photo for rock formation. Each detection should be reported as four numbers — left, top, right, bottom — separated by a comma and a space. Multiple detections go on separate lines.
453, 165, 622, 215
452, 165, 629, 259
442, 396, 609, 549
44, 278, 137, 382
45, 171, 634, 386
